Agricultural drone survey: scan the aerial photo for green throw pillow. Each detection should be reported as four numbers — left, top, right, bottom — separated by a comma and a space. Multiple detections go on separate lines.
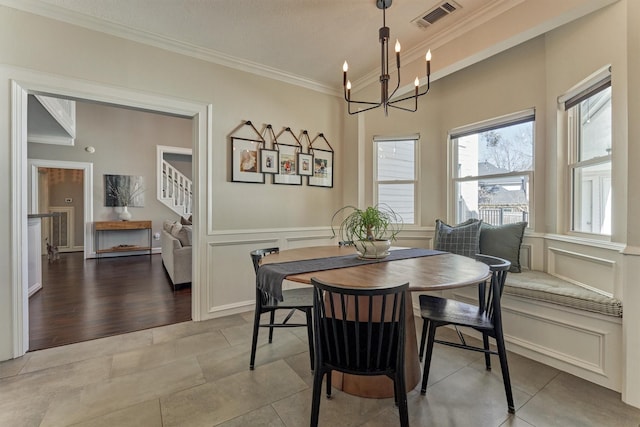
434, 219, 482, 258
479, 222, 527, 273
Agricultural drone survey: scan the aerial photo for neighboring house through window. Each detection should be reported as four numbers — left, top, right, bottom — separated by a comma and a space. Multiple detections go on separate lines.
450, 110, 534, 226
374, 136, 418, 225
560, 67, 612, 236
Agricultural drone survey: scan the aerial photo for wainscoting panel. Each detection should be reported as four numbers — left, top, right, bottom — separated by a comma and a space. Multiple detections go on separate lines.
548, 246, 617, 296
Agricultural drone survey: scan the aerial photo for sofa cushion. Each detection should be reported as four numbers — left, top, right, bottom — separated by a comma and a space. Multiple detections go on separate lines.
170, 222, 192, 247
479, 222, 527, 273
504, 270, 622, 317
163, 220, 175, 233
434, 219, 482, 258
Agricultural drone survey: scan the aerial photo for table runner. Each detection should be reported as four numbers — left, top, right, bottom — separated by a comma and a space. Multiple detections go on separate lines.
257, 248, 445, 301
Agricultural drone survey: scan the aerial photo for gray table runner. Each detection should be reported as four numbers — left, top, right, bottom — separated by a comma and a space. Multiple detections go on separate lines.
257, 248, 445, 301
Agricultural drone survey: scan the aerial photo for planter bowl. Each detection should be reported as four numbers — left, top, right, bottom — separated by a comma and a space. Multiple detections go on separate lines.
354, 239, 391, 259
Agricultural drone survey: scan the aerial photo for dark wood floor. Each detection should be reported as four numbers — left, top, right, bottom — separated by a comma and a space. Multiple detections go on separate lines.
29, 252, 191, 351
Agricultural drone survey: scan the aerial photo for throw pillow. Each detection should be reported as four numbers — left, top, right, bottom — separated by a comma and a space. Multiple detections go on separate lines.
479, 222, 527, 273
180, 215, 192, 226
433, 219, 482, 258
170, 222, 192, 247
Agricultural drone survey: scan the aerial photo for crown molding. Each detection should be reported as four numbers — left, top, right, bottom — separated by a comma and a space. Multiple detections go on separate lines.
0, 0, 339, 96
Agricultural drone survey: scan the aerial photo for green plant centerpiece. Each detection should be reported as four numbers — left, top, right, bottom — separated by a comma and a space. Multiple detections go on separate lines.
331, 204, 403, 259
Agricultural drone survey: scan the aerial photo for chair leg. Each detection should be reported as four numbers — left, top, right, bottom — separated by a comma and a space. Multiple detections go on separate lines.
495, 332, 515, 414
268, 311, 276, 343
310, 370, 324, 427
326, 370, 332, 398
249, 308, 261, 370
420, 321, 438, 394
395, 373, 409, 427
305, 308, 314, 371
482, 332, 492, 370
419, 318, 428, 362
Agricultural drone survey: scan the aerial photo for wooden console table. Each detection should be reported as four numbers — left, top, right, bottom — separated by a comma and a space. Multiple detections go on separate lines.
94, 220, 152, 259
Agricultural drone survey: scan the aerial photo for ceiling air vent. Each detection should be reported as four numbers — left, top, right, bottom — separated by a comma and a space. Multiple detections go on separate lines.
412, 1, 460, 29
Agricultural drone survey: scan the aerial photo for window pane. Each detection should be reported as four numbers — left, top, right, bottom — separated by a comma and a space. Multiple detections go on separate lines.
455, 121, 533, 178
578, 86, 612, 161
377, 140, 415, 181
456, 176, 529, 226
572, 162, 611, 234
378, 183, 414, 224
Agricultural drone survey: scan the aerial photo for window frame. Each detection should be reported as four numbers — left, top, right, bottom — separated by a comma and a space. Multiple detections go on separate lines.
373, 135, 419, 226
560, 66, 612, 238
448, 109, 535, 227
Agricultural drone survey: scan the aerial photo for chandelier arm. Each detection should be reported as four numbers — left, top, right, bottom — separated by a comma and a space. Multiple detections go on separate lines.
387, 84, 430, 106
387, 102, 418, 113
346, 97, 383, 106
348, 102, 384, 115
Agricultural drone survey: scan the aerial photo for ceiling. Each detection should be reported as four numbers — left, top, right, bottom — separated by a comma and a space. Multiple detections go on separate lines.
2, 0, 619, 93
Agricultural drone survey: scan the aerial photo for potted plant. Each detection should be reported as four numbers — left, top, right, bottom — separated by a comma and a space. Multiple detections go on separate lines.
331, 204, 403, 258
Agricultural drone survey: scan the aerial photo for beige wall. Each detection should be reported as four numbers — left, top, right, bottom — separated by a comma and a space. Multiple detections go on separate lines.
0, 5, 344, 360
45, 168, 84, 248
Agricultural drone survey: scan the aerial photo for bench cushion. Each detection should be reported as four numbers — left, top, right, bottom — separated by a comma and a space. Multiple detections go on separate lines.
504, 270, 622, 317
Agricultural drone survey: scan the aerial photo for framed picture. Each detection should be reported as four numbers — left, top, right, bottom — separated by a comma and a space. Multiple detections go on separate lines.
308, 149, 333, 188
260, 148, 279, 174
232, 138, 264, 183
274, 144, 302, 185
298, 153, 314, 176
104, 174, 145, 207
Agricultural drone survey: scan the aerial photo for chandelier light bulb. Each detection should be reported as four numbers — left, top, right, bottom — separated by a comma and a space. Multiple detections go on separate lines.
343, 61, 349, 72
426, 50, 432, 61
414, 77, 419, 87
395, 40, 401, 53
346, 81, 352, 90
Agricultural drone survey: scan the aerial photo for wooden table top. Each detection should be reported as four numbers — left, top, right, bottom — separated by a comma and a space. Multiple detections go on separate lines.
261, 246, 491, 292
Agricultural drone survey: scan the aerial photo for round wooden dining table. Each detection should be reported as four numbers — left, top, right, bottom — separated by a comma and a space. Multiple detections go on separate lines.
260, 245, 491, 398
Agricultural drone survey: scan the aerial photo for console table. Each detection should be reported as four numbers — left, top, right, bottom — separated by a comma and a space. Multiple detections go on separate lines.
94, 220, 152, 259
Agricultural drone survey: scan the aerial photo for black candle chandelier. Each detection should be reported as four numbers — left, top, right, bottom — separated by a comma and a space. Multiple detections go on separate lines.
342, 0, 432, 116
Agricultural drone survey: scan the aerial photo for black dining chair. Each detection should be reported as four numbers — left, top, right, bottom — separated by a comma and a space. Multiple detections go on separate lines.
250, 248, 314, 371
310, 277, 410, 427
418, 254, 515, 414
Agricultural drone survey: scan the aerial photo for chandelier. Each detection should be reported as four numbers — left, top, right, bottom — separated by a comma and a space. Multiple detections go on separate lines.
342, 0, 431, 116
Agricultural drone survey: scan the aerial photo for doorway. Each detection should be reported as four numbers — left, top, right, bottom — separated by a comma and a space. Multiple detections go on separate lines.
10, 71, 208, 358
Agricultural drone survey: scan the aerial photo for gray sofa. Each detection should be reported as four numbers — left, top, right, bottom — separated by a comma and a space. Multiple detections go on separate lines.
161, 220, 192, 289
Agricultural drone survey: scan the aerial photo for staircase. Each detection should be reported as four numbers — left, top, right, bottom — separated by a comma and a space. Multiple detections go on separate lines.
158, 146, 193, 218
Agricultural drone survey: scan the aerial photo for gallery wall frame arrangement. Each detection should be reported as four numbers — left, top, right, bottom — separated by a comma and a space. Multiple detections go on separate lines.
230, 120, 334, 188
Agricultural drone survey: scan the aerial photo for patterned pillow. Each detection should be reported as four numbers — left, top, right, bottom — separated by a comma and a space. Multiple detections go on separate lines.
479, 222, 527, 272
434, 219, 482, 258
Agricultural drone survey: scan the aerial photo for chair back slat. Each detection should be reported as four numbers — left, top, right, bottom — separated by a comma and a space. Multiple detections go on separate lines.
474, 254, 510, 324
311, 278, 408, 376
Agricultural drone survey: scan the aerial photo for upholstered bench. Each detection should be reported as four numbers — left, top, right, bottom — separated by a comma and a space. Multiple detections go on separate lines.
504, 270, 623, 318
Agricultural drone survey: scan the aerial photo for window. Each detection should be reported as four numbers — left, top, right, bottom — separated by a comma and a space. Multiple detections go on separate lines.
374, 137, 417, 224
562, 70, 611, 235
450, 110, 534, 226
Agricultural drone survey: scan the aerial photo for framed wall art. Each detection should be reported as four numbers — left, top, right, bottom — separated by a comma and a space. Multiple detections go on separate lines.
298, 152, 314, 176
308, 133, 334, 188
260, 148, 279, 174
231, 137, 264, 183
308, 149, 333, 188
273, 127, 303, 185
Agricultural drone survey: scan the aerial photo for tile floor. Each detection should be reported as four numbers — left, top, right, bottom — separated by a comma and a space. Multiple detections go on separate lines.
1, 312, 639, 427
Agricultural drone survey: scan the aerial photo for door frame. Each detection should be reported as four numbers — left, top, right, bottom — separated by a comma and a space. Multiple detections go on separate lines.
9, 67, 209, 357
29, 160, 94, 259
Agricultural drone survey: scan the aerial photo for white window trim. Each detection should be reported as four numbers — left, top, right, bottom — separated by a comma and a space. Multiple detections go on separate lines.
448, 109, 535, 227
373, 136, 420, 226
561, 66, 612, 239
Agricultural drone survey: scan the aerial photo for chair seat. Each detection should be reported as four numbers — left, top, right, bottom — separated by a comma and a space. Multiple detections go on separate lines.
264, 287, 313, 309
419, 294, 493, 331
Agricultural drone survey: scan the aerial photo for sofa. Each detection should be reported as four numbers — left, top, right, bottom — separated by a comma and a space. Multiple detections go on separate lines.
161, 219, 192, 289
